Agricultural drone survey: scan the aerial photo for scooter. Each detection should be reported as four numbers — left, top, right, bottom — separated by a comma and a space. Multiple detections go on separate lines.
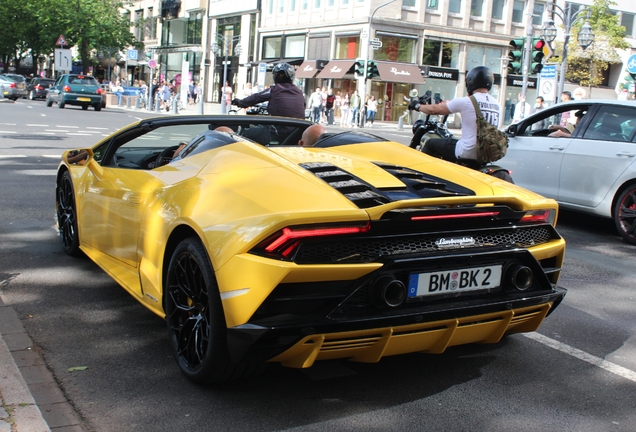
409, 96, 513, 183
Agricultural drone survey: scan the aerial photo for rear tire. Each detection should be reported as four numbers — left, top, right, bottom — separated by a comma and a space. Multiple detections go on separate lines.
491, 170, 514, 184
82, 105, 89, 110
28, 90, 35, 100
164, 238, 262, 384
614, 185, 636, 246
45, 98, 53, 107
94, 105, 102, 111
58, 100, 65, 109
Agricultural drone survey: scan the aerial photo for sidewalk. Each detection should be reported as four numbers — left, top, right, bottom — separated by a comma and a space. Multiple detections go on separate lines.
0, 288, 84, 431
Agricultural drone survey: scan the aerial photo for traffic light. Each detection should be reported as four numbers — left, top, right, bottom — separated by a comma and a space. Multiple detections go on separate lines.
366, 60, 379, 79
508, 39, 524, 75
530, 38, 545, 74
354, 59, 365, 77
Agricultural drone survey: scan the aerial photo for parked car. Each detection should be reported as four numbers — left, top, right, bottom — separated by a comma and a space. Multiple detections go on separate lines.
26, 77, 55, 100
502, 99, 636, 245
46, 74, 104, 111
0, 74, 27, 100
56, 115, 567, 384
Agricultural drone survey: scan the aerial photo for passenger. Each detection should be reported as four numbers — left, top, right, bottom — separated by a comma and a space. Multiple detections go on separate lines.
298, 124, 327, 147
548, 110, 585, 138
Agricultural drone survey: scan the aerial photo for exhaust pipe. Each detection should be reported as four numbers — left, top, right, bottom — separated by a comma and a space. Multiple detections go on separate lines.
506, 265, 533, 291
373, 276, 407, 307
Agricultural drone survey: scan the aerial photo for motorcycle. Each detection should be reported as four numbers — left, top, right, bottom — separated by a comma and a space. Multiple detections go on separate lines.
409, 92, 513, 183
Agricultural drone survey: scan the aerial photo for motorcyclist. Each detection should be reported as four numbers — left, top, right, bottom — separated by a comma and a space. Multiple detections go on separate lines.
408, 66, 501, 163
231, 63, 305, 119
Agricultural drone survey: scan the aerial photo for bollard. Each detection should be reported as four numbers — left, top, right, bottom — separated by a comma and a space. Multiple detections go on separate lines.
134, 96, 139, 110
397, 115, 404, 131
126, 97, 132, 109
0, 85, 4, 99
155, 97, 161, 112
198, 99, 204, 115
172, 96, 178, 114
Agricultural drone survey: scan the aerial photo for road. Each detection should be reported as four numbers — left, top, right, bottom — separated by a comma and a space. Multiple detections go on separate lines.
1, 99, 635, 432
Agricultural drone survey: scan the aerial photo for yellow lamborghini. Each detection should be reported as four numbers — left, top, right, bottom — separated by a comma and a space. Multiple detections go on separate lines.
56, 115, 566, 384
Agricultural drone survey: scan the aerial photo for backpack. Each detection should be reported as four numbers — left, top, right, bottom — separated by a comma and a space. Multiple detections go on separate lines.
469, 95, 509, 163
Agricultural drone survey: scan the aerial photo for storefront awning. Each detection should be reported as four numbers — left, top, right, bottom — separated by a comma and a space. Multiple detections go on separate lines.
316, 60, 356, 79
295, 61, 321, 78
376, 61, 425, 84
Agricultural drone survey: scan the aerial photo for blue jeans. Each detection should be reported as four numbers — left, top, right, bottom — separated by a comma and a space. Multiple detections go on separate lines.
114, 91, 123, 105
367, 110, 376, 124
351, 108, 359, 126
312, 106, 322, 123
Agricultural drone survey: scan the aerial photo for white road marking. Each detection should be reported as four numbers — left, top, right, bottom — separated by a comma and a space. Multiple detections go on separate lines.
77, 130, 102, 134
45, 130, 68, 132
0, 123, 17, 126
0, 155, 27, 158
523, 332, 636, 383
66, 133, 93, 136
0, 131, 17, 134
57, 125, 79, 128
86, 127, 108, 130
27, 124, 49, 127
41, 155, 62, 158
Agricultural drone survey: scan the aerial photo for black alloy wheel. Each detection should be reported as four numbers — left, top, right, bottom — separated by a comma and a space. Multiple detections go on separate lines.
58, 99, 65, 109
45, 97, 53, 107
614, 185, 636, 246
56, 171, 81, 256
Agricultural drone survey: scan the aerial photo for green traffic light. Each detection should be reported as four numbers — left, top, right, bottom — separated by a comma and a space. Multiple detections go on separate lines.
509, 39, 525, 49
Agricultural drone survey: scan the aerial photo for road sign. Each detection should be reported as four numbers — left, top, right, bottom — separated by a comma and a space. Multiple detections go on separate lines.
148, 59, 157, 68
370, 38, 382, 47
127, 49, 138, 60
627, 54, 636, 75
54, 49, 72, 71
540, 64, 557, 79
56, 35, 67, 46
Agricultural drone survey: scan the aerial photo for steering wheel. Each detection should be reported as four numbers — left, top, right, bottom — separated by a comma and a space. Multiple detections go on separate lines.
154, 145, 179, 168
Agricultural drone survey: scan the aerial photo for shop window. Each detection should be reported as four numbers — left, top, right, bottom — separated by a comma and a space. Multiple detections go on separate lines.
263, 37, 282, 59
423, 41, 460, 69
466, 45, 502, 74
491, 0, 504, 20
512, 0, 524, 23
336, 36, 360, 59
285, 35, 305, 58
471, 0, 483, 17
621, 12, 635, 37
449, 0, 461, 14
375, 36, 416, 63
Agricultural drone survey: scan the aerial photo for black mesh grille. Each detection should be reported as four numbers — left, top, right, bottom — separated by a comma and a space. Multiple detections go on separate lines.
293, 226, 553, 264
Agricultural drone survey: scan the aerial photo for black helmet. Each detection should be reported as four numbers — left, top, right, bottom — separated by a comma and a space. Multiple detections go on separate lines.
272, 62, 295, 84
465, 66, 493, 95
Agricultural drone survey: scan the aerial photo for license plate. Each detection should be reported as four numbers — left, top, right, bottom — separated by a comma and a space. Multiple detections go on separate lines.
408, 265, 502, 298
77, 97, 91, 102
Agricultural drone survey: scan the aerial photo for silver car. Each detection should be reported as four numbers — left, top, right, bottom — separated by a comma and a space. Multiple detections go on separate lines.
0, 74, 27, 100
502, 99, 636, 245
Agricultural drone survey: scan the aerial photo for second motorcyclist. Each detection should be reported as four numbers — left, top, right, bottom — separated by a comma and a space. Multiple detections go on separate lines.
408, 66, 501, 164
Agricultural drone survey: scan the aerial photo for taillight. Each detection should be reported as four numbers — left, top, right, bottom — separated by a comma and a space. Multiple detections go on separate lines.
97, 88, 104, 95
259, 222, 371, 258
521, 209, 556, 225
411, 211, 500, 221
9, 83, 16, 88
35, 85, 42, 90
63, 85, 71, 92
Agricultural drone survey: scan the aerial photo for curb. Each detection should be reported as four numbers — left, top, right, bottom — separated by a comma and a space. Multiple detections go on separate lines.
0, 288, 85, 432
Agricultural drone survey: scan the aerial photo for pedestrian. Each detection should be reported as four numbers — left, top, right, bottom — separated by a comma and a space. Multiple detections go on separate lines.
308, 87, 323, 123
111, 80, 124, 106
242, 82, 253, 98
350, 90, 361, 128
340, 92, 350, 127
512, 92, 531, 124
531, 96, 546, 130
366, 95, 378, 126
325, 88, 335, 125
320, 86, 328, 124
222, 81, 233, 113
188, 80, 195, 105
194, 82, 202, 104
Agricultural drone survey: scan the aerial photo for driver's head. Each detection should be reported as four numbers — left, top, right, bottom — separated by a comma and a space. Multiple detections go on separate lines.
214, 126, 234, 133
298, 124, 327, 147
465, 66, 494, 95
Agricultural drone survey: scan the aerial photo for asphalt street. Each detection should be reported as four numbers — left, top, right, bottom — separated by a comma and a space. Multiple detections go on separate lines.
0, 98, 635, 432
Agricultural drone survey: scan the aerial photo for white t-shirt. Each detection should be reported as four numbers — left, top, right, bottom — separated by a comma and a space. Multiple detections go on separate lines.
446, 92, 501, 160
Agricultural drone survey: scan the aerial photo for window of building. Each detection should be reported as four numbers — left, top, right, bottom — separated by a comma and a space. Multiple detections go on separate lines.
403, 0, 416, 7
335, 36, 360, 59
186, 12, 203, 45
565, 2, 582, 15
268, 0, 274, 14
279, 0, 284, 13
134, 10, 143, 41
263, 36, 282, 59
328, 0, 335, 6
532, 2, 544, 26
307, 36, 330, 60
471, 0, 483, 17
315, 0, 321, 8
145, 8, 158, 40
291, 0, 296, 11
512, 0, 524, 23
426, 0, 438, 10
285, 35, 305, 58
302, 0, 308, 10
622, 12, 635, 37
449, 0, 461, 14
374, 35, 416, 63
492, 0, 505, 20
423, 40, 460, 68
466, 45, 502, 74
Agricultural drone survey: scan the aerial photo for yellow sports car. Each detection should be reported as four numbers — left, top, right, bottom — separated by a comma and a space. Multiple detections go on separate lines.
56, 115, 566, 384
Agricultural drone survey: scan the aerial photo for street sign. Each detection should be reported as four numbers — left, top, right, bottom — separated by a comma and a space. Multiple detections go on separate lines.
148, 59, 157, 68
627, 54, 636, 75
369, 38, 382, 47
127, 49, 138, 60
540, 64, 557, 79
54, 48, 72, 71
258, 62, 267, 88
56, 35, 67, 46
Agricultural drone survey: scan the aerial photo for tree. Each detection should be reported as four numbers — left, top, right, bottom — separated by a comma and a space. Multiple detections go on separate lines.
564, 0, 629, 88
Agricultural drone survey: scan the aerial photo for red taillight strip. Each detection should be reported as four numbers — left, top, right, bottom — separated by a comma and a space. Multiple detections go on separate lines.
264, 223, 371, 254
521, 210, 550, 223
411, 211, 500, 221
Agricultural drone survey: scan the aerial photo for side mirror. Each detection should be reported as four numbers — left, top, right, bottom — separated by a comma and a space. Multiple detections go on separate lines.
64, 148, 94, 165
506, 124, 518, 137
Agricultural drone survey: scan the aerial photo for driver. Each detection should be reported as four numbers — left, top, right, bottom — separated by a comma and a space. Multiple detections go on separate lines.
408, 66, 501, 163
231, 63, 305, 119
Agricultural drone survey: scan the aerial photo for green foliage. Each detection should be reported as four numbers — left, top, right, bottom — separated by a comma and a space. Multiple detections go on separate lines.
0, 0, 137, 74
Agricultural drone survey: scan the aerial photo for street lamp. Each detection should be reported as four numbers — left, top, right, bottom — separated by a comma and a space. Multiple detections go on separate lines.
99, 46, 118, 83
541, 4, 595, 103
212, 34, 241, 114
